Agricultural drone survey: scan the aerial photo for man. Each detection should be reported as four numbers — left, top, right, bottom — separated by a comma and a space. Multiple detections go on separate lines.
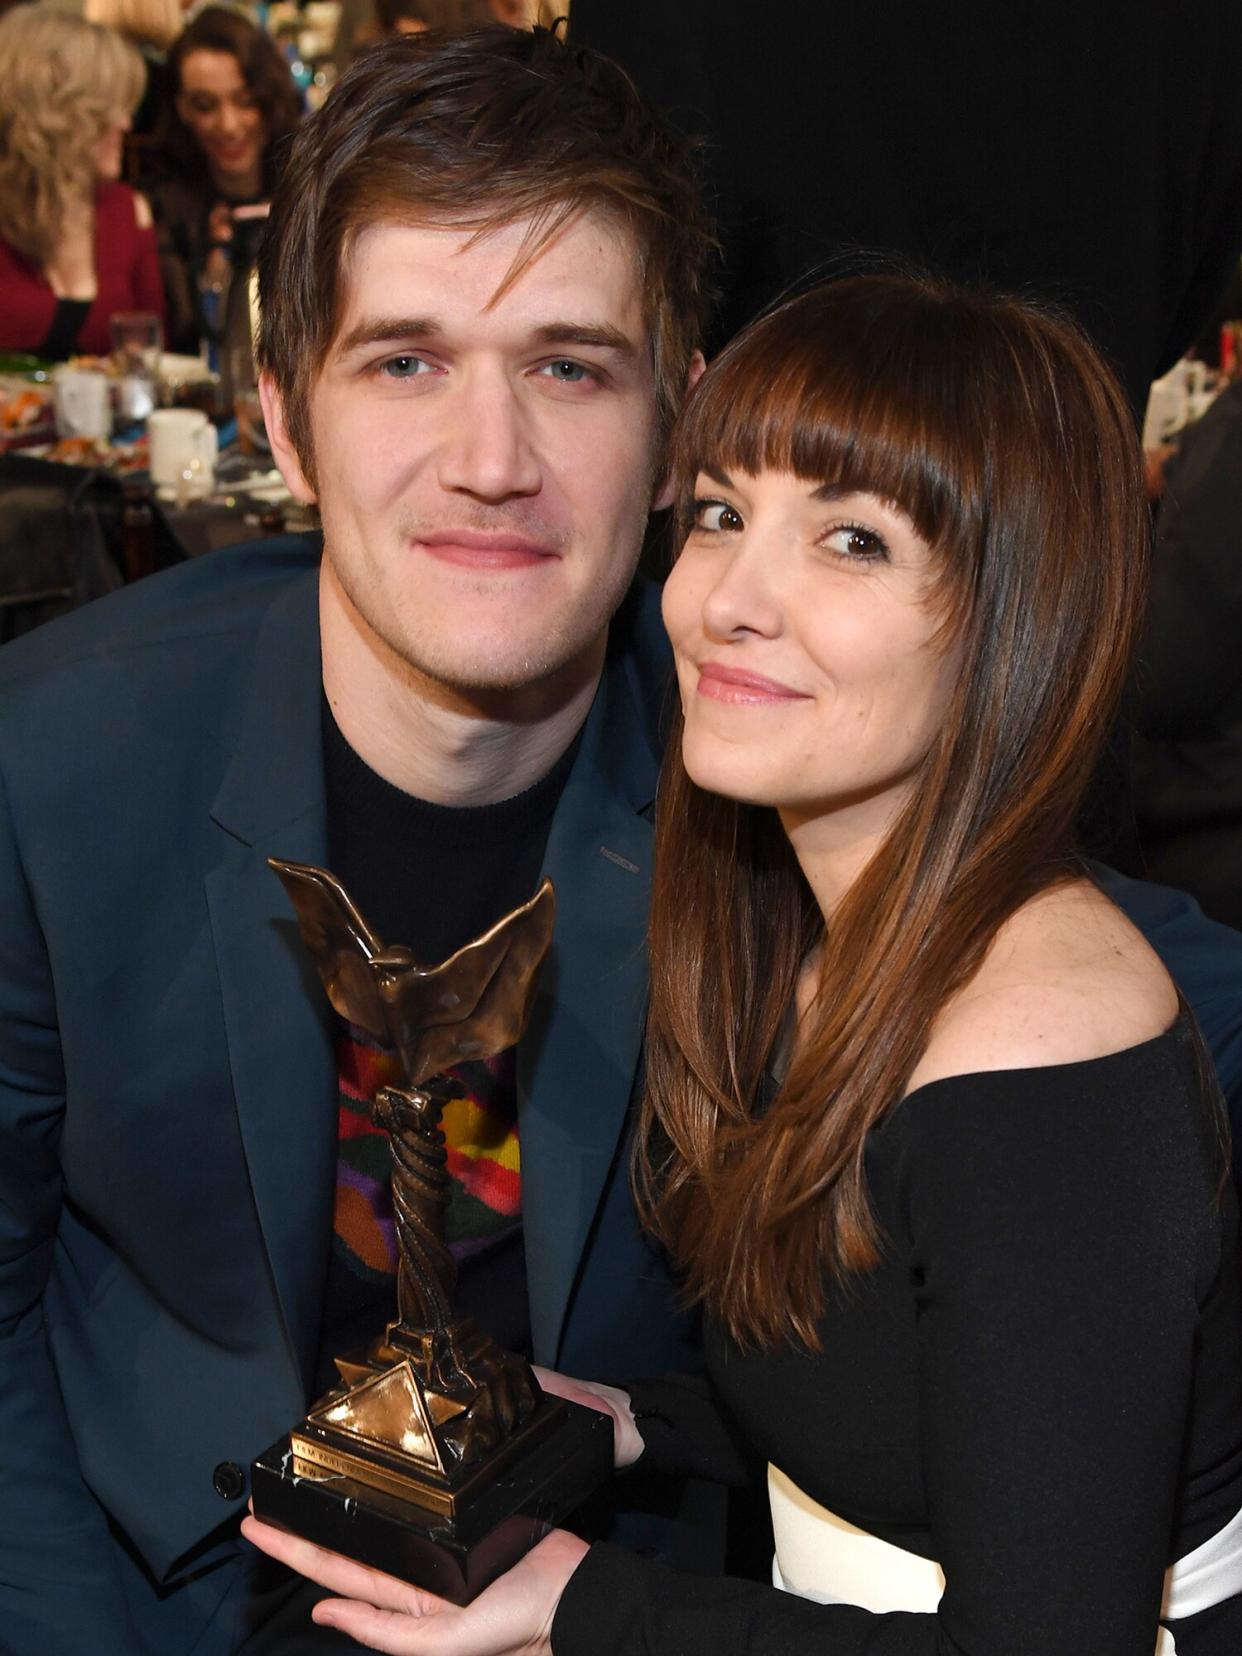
0, 27, 713, 1654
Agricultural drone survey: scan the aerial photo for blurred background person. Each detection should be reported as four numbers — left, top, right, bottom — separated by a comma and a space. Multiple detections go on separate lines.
1124, 375, 1242, 930
333, 0, 539, 72
148, 3, 300, 353
0, 5, 164, 359
79, 0, 184, 135
571, 0, 1242, 423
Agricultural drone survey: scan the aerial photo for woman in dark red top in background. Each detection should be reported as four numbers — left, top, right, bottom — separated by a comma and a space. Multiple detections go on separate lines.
0, 7, 164, 361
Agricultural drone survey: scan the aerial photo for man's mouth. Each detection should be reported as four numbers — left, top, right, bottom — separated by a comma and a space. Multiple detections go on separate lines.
413, 529, 561, 570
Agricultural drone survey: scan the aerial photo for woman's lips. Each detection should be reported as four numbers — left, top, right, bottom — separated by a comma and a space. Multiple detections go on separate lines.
211, 143, 256, 167
414, 529, 560, 570
695, 661, 809, 704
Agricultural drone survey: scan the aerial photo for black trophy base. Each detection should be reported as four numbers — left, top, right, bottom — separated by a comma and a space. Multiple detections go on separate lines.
251, 1394, 612, 1604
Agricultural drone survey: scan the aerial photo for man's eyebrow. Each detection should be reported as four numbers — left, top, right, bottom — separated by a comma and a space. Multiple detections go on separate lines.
334, 316, 443, 355
530, 322, 638, 361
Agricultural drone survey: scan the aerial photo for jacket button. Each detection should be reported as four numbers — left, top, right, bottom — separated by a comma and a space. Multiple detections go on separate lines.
212, 1460, 246, 1501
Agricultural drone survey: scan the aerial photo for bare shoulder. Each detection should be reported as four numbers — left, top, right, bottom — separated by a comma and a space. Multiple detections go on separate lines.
133, 191, 154, 231
906, 879, 1180, 1096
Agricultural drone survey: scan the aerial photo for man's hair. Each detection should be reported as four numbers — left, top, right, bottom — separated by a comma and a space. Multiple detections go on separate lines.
256, 25, 716, 480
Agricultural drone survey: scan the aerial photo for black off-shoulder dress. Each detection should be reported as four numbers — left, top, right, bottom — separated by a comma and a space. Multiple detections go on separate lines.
553, 1016, 1242, 1654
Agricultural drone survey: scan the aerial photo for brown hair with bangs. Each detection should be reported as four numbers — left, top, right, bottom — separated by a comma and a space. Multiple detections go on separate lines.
256, 25, 715, 483
638, 273, 1149, 1350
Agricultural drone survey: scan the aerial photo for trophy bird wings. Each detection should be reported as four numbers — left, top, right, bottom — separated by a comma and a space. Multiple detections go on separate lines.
269, 857, 556, 1085
268, 856, 393, 1046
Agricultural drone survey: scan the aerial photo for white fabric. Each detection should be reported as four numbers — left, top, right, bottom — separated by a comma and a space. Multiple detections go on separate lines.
1161, 1497, 1242, 1618
768, 1461, 1242, 1653
768, 1464, 944, 1614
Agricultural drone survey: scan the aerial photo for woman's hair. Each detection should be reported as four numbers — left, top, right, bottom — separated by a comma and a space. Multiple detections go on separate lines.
158, 5, 301, 187
0, 6, 144, 263
84, 0, 183, 52
639, 272, 1149, 1349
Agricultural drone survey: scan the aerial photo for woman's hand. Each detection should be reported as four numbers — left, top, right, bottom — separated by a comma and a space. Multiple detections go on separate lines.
240, 1515, 588, 1656
532, 1366, 645, 1468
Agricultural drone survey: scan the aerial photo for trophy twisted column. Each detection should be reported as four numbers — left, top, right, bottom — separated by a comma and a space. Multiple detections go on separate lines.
372, 1081, 460, 1337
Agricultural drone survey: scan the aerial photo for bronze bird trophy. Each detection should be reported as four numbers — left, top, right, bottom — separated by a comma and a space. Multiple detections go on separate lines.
250, 859, 611, 1602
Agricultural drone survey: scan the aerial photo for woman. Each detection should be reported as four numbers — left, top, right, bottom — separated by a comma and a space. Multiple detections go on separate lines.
149, 5, 300, 352
0, 7, 164, 360
244, 275, 1242, 1651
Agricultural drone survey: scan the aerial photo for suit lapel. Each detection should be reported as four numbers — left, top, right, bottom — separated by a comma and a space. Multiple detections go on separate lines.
205, 567, 337, 1381
520, 601, 668, 1363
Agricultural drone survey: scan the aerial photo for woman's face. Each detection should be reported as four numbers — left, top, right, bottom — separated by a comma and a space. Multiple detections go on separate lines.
175, 48, 266, 189
662, 467, 962, 850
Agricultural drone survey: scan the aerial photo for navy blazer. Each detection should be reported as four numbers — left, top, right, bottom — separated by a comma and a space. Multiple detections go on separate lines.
0, 539, 702, 1653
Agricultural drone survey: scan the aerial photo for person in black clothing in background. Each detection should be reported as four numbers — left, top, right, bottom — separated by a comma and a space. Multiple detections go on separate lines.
246, 275, 1242, 1653
569, 0, 1242, 422
1127, 376, 1242, 933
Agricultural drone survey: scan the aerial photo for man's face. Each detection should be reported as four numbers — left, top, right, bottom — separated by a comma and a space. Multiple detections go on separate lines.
266, 212, 664, 700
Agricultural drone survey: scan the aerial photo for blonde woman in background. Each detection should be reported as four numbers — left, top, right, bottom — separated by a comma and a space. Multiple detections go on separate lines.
0, 6, 164, 359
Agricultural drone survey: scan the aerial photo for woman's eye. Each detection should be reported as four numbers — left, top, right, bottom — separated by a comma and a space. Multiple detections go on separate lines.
539, 359, 591, 383
824, 523, 889, 561
380, 355, 432, 380
693, 498, 744, 532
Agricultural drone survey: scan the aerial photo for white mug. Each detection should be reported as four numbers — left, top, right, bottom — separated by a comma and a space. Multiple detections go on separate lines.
52, 367, 111, 441
147, 407, 218, 494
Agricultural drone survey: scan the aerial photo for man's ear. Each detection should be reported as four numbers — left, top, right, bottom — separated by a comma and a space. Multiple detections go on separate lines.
258, 372, 318, 506
651, 349, 707, 511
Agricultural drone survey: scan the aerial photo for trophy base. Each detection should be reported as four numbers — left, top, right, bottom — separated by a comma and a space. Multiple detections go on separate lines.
251, 1393, 612, 1604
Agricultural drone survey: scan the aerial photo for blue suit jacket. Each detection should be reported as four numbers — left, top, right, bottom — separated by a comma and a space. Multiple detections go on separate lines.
0, 539, 703, 1653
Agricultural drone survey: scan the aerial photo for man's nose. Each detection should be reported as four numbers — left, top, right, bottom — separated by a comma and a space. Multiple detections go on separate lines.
436, 372, 541, 501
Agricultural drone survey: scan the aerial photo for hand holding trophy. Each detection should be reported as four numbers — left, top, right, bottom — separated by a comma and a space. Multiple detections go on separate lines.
251, 859, 612, 1603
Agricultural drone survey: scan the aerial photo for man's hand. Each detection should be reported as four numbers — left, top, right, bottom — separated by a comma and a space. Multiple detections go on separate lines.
240, 1515, 588, 1655
531, 1366, 645, 1468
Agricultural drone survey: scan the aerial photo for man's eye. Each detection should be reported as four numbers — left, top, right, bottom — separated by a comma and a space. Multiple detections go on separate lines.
540, 359, 591, 383
824, 523, 889, 561
380, 355, 431, 379
693, 498, 744, 532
